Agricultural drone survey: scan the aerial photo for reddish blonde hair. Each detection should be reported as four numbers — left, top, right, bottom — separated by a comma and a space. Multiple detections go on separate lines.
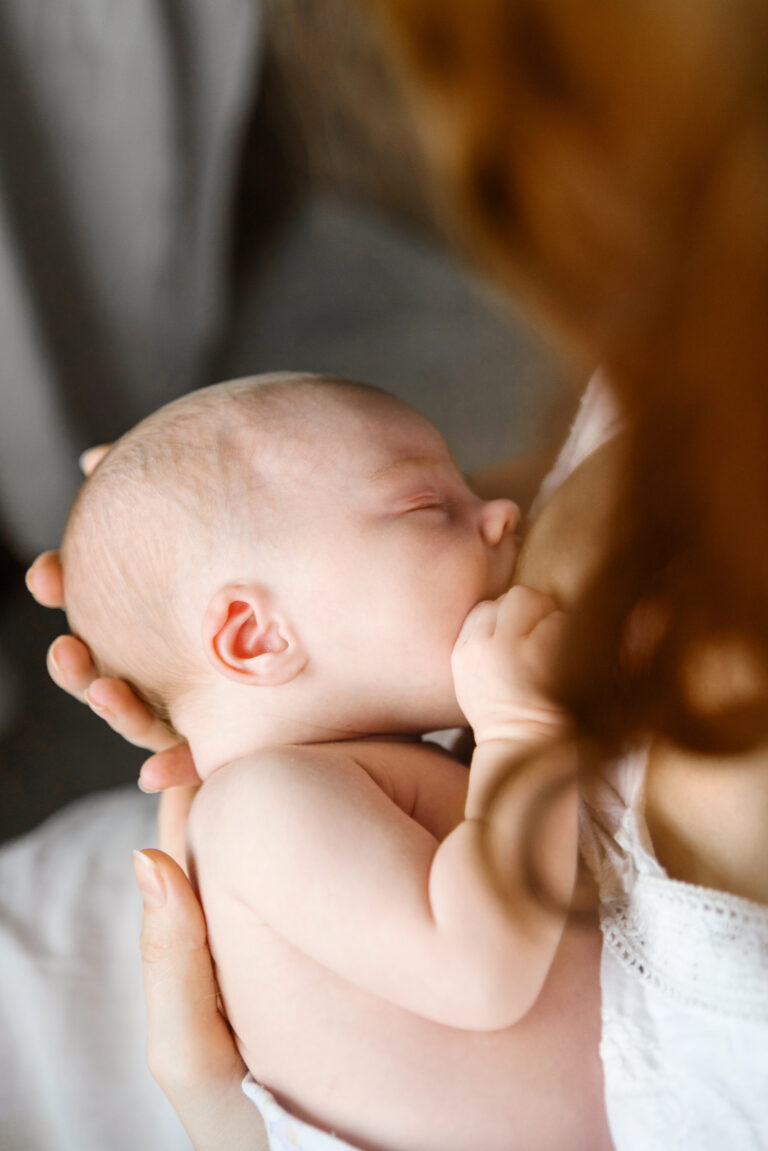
373, 0, 768, 752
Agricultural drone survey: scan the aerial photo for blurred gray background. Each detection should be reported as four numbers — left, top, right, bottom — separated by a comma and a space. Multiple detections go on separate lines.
0, 0, 561, 844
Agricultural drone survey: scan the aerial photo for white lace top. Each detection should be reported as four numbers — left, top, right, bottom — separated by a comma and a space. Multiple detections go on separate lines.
580, 751, 768, 1151
553, 381, 768, 1150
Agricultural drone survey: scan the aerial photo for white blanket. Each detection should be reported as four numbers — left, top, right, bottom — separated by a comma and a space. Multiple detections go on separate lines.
0, 788, 191, 1151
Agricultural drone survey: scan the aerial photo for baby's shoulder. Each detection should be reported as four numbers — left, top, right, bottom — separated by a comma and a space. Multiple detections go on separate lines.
191, 738, 466, 843
191, 741, 403, 824
186, 743, 362, 869
194, 743, 356, 807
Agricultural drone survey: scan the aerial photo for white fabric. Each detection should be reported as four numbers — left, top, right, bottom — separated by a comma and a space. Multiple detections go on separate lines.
0, 788, 192, 1151
529, 370, 623, 518
550, 375, 768, 1149
242, 1076, 361, 1151
581, 756, 768, 1151
554, 380, 768, 1150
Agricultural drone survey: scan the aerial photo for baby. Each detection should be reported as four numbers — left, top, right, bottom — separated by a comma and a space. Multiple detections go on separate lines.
62, 372, 609, 1151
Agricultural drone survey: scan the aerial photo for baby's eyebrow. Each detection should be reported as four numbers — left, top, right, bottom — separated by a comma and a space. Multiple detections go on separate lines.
367, 456, 442, 486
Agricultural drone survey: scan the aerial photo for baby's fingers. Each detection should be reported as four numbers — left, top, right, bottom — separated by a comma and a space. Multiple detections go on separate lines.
497, 585, 560, 638
86, 678, 179, 752
454, 599, 498, 648
529, 606, 568, 658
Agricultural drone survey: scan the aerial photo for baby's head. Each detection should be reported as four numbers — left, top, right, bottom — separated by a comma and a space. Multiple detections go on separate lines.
63, 373, 519, 774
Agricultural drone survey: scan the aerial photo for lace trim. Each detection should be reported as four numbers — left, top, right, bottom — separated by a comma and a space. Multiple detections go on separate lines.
530, 371, 622, 518
602, 875, 768, 1021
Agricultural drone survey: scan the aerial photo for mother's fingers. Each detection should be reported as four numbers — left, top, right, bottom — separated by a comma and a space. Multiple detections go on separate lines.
139, 742, 201, 793
133, 849, 268, 1151
78, 443, 111, 475
157, 786, 200, 870
86, 678, 180, 752
25, 551, 65, 609
46, 635, 98, 701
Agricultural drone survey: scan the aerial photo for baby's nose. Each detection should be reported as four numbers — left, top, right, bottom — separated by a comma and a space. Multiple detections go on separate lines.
479, 498, 520, 547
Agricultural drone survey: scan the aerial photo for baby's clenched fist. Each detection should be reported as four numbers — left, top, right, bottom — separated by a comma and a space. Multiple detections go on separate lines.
452, 585, 568, 746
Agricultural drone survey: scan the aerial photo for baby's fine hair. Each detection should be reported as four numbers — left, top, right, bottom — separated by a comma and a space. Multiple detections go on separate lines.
61, 371, 385, 728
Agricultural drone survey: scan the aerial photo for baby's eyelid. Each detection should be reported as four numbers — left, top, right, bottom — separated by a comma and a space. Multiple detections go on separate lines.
408, 498, 445, 511
397, 492, 448, 514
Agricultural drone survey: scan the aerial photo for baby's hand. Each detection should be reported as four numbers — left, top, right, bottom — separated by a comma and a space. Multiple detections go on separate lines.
452, 586, 568, 745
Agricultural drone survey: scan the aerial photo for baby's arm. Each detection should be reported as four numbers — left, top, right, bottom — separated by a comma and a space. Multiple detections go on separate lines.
189, 590, 574, 1033
444, 586, 578, 1008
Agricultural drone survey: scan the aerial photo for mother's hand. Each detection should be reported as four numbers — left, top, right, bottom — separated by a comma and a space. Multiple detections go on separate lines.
133, 849, 269, 1151
28, 449, 265, 1147
25, 547, 199, 790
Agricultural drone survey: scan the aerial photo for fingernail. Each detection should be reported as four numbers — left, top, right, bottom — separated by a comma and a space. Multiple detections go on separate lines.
137, 768, 158, 794
78, 448, 99, 474
85, 686, 111, 716
132, 850, 166, 907
48, 641, 63, 673
49, 640, 77, 674
24, 562, 38, 592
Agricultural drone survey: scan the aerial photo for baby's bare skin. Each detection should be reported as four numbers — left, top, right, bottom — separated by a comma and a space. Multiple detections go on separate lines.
189, 737, 610, 1151
177, 419, 616, 1151
35, 389, 766, 1151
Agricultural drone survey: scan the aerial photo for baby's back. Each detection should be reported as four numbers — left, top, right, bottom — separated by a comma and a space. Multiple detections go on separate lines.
188, 739, 610, 1151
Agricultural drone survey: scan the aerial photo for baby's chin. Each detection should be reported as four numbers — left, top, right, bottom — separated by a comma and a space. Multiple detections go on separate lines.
413, 696, 468, 738
366, 697, 464, 741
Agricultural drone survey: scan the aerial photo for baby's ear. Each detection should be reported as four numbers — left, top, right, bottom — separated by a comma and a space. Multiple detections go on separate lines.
202, 584, 307, 686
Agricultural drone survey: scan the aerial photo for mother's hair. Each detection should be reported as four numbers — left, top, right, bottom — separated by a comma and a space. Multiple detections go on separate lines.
373, 0, 768, 754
